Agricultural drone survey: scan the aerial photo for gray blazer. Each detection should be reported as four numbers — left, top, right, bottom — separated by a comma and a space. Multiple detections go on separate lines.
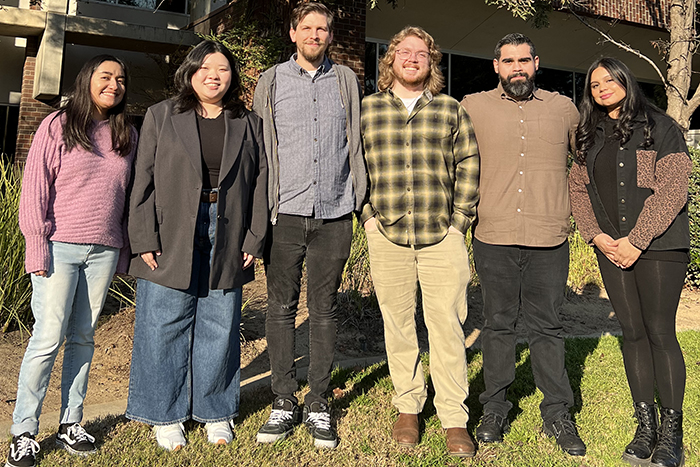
128, 99, 268, 290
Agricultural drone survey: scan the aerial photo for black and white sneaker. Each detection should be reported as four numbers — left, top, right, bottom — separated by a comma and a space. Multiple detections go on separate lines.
303, 401, 337, 449
56, 423, 96, 456
6, 432, 39, 467
256, 398, 302, 443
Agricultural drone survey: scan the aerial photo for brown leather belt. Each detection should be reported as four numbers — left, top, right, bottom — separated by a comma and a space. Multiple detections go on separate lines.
200, 191, 218, 203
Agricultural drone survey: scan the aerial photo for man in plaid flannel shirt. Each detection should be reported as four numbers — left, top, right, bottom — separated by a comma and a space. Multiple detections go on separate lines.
361, 26, 479, 458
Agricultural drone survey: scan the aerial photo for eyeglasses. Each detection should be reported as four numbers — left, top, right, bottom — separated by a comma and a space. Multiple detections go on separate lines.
395, 49, 430, 61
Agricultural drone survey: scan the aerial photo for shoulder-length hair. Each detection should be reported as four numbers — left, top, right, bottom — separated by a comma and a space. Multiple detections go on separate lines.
575, 56, 665, 164
377, 26, 445, 96
57, 54, 133, 158
172, 40, 246, 118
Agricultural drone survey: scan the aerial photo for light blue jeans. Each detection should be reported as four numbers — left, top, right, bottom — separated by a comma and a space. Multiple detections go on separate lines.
126, 202, 242, 425
11, 242, 119, 436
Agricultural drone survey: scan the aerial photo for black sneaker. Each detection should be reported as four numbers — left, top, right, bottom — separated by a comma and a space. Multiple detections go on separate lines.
6, 432, 39, 467
476, 412, 510, 443
303, 401, 337, 449
56, 423, 96, 456
543, 413, 587, 456
256, 398, 302, 443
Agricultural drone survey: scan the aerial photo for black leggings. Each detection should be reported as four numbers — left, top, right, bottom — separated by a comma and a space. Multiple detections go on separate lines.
597, 254, 686, 411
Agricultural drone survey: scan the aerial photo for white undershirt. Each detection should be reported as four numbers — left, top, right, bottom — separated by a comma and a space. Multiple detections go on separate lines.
400, 95, 421, 114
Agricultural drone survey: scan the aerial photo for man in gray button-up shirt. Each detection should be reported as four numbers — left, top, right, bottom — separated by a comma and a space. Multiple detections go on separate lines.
252, 2, 365, 450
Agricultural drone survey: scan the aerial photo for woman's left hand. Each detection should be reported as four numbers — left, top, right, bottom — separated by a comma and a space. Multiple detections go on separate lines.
242, 252, 256, 269
611, 236, 642, 268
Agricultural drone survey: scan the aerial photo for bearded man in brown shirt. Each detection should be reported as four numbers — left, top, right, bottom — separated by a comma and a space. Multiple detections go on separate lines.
460, 33, 586, 457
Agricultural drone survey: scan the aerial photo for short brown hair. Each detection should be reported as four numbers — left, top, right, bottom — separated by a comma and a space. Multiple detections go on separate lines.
290, 2, 334, 32
377, 26, 445, 95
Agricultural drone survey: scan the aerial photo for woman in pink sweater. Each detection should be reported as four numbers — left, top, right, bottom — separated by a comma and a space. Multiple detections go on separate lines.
7, 55, 135, 467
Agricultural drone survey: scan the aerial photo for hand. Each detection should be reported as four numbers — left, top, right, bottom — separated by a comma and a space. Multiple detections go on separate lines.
611, 237, 642, 269
448, 226, 463, 235
242, 252, 255, 269
33, 270, 47, 277
364, 217, 378, 232
140, 250, 161, 271
592, 233, 620, 266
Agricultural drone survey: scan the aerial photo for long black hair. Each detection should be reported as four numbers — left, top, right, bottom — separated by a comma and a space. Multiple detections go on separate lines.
172, 40, 246, 117
57, 54, 133, 158
575, 57, 664, 165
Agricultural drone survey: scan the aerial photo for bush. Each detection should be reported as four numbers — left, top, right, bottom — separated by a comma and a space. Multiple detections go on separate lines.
0, 160, 32, 333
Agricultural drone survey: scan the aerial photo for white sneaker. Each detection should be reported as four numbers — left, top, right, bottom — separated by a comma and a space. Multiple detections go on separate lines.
206, 420, 234, 445
154, 423, 186, 451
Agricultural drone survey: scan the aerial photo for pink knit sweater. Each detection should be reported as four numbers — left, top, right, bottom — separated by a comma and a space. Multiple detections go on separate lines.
19, 111, 135, 274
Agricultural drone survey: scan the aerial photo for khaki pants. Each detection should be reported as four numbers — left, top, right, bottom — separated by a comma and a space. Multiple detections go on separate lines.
366, 229, 471, 428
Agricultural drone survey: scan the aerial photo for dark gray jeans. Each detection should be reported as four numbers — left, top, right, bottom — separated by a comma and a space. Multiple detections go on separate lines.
473, 238, 574, 422
264, 213, 353, 406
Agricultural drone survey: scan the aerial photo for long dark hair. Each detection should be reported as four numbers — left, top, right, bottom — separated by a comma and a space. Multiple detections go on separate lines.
575, 57, 663, 164
172, 40, 246, 117
57, 54, 133, 158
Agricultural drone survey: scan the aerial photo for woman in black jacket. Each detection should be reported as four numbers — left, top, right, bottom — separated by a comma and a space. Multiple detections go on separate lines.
125, 40, 268, 450
569, 57, 691, 467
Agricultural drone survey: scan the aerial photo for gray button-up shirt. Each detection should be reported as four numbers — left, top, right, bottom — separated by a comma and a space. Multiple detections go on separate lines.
274, 55, 354, 219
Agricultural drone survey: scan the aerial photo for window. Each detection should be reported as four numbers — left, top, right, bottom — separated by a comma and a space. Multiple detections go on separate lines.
91, 0, 187, 14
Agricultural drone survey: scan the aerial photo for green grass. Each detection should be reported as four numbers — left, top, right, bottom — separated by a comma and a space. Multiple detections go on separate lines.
9, 331, 699, 466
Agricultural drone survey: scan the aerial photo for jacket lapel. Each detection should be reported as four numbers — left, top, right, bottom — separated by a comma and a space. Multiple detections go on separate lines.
171, 110, 203, 181
219, 111, 246, 185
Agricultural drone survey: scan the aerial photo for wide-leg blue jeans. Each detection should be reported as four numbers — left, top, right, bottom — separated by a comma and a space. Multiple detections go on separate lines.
126, 202, 242, 425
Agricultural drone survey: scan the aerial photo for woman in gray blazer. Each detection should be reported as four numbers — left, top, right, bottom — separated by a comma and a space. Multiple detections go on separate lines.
125, 40, 268, 450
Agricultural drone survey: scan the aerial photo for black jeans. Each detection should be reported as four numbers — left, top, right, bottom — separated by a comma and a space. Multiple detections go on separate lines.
473, 238, 574, 421
264, 213, 353, 406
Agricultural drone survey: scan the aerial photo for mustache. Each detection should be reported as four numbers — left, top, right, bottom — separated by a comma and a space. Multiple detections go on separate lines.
508, 72, 530, 80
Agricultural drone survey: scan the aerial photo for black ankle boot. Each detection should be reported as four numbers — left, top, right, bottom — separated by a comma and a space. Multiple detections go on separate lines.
623, 402, 657, 465
650, 408, 684, 467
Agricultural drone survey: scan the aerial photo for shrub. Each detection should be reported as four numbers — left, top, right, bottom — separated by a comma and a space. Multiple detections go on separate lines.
0, 160, 32, 333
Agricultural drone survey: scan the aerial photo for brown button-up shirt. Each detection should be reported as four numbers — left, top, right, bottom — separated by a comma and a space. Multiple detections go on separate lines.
461, 84, 579, 247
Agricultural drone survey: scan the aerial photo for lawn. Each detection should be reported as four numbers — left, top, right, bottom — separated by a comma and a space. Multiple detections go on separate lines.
4, 332, 699, 466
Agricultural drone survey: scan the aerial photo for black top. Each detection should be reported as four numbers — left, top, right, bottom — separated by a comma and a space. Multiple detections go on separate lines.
196, 112, 225, 189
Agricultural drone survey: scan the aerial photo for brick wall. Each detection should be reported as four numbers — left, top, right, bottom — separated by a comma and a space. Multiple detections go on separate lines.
15, 37, 58, 165
561, 0, 670, 29
327, 0, 366, 82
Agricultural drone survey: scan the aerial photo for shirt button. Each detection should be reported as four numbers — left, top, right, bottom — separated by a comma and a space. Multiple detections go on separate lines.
622, 216, 627, 222
519, 105, 522, 109
314, 118, 317, 121
517, 208, 521, 212
520, 153, 524, 157
619, 162, 624, 167
520, 119, 524, 123
518, 188, 522, 193
519, 171, 523, 175
314, 138, 317, 142
314, 159, 318, 163
621, 198, 625, 204
407, 187, 411, 192
406, 164, 410, 168
405, 142, 410, 146
620, 181, 625, 186
408, 210, 412, 214
313, 181, 317, 185
521, 136, 525, 139
619, 146, 625, 150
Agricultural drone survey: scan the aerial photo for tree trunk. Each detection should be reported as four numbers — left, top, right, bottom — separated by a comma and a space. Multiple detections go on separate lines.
666, 0, 698, 130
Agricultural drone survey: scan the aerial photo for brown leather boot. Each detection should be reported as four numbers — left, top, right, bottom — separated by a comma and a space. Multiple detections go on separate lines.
446, 427, 476, 457
392, 413, 419, 447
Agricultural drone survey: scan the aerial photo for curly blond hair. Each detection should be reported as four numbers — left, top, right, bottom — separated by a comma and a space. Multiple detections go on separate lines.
377, 26, 445, 95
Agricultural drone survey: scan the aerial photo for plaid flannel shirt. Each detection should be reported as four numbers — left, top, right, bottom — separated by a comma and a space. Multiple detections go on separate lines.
361, 89, 479, 246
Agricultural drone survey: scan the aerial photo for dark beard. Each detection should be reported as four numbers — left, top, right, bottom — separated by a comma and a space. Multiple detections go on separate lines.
500, 72, 535, 100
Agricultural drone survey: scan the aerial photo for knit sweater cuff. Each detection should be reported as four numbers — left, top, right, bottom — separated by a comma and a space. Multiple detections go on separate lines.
24, 235, 50, 273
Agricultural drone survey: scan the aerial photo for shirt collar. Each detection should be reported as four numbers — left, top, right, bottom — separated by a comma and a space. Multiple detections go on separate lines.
386, 87, 434, 102
497, 82, 543, 102
288, 54, 333, 77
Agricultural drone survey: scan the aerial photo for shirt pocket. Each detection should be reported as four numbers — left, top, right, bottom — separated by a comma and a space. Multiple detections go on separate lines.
538, 116, 565, 145
636, 149, 657, 189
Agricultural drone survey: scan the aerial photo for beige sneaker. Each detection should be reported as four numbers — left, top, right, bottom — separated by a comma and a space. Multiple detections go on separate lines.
154, 423, 186, 451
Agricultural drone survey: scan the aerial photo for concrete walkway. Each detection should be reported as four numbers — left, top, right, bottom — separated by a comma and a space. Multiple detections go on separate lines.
0, 356, 386, 435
